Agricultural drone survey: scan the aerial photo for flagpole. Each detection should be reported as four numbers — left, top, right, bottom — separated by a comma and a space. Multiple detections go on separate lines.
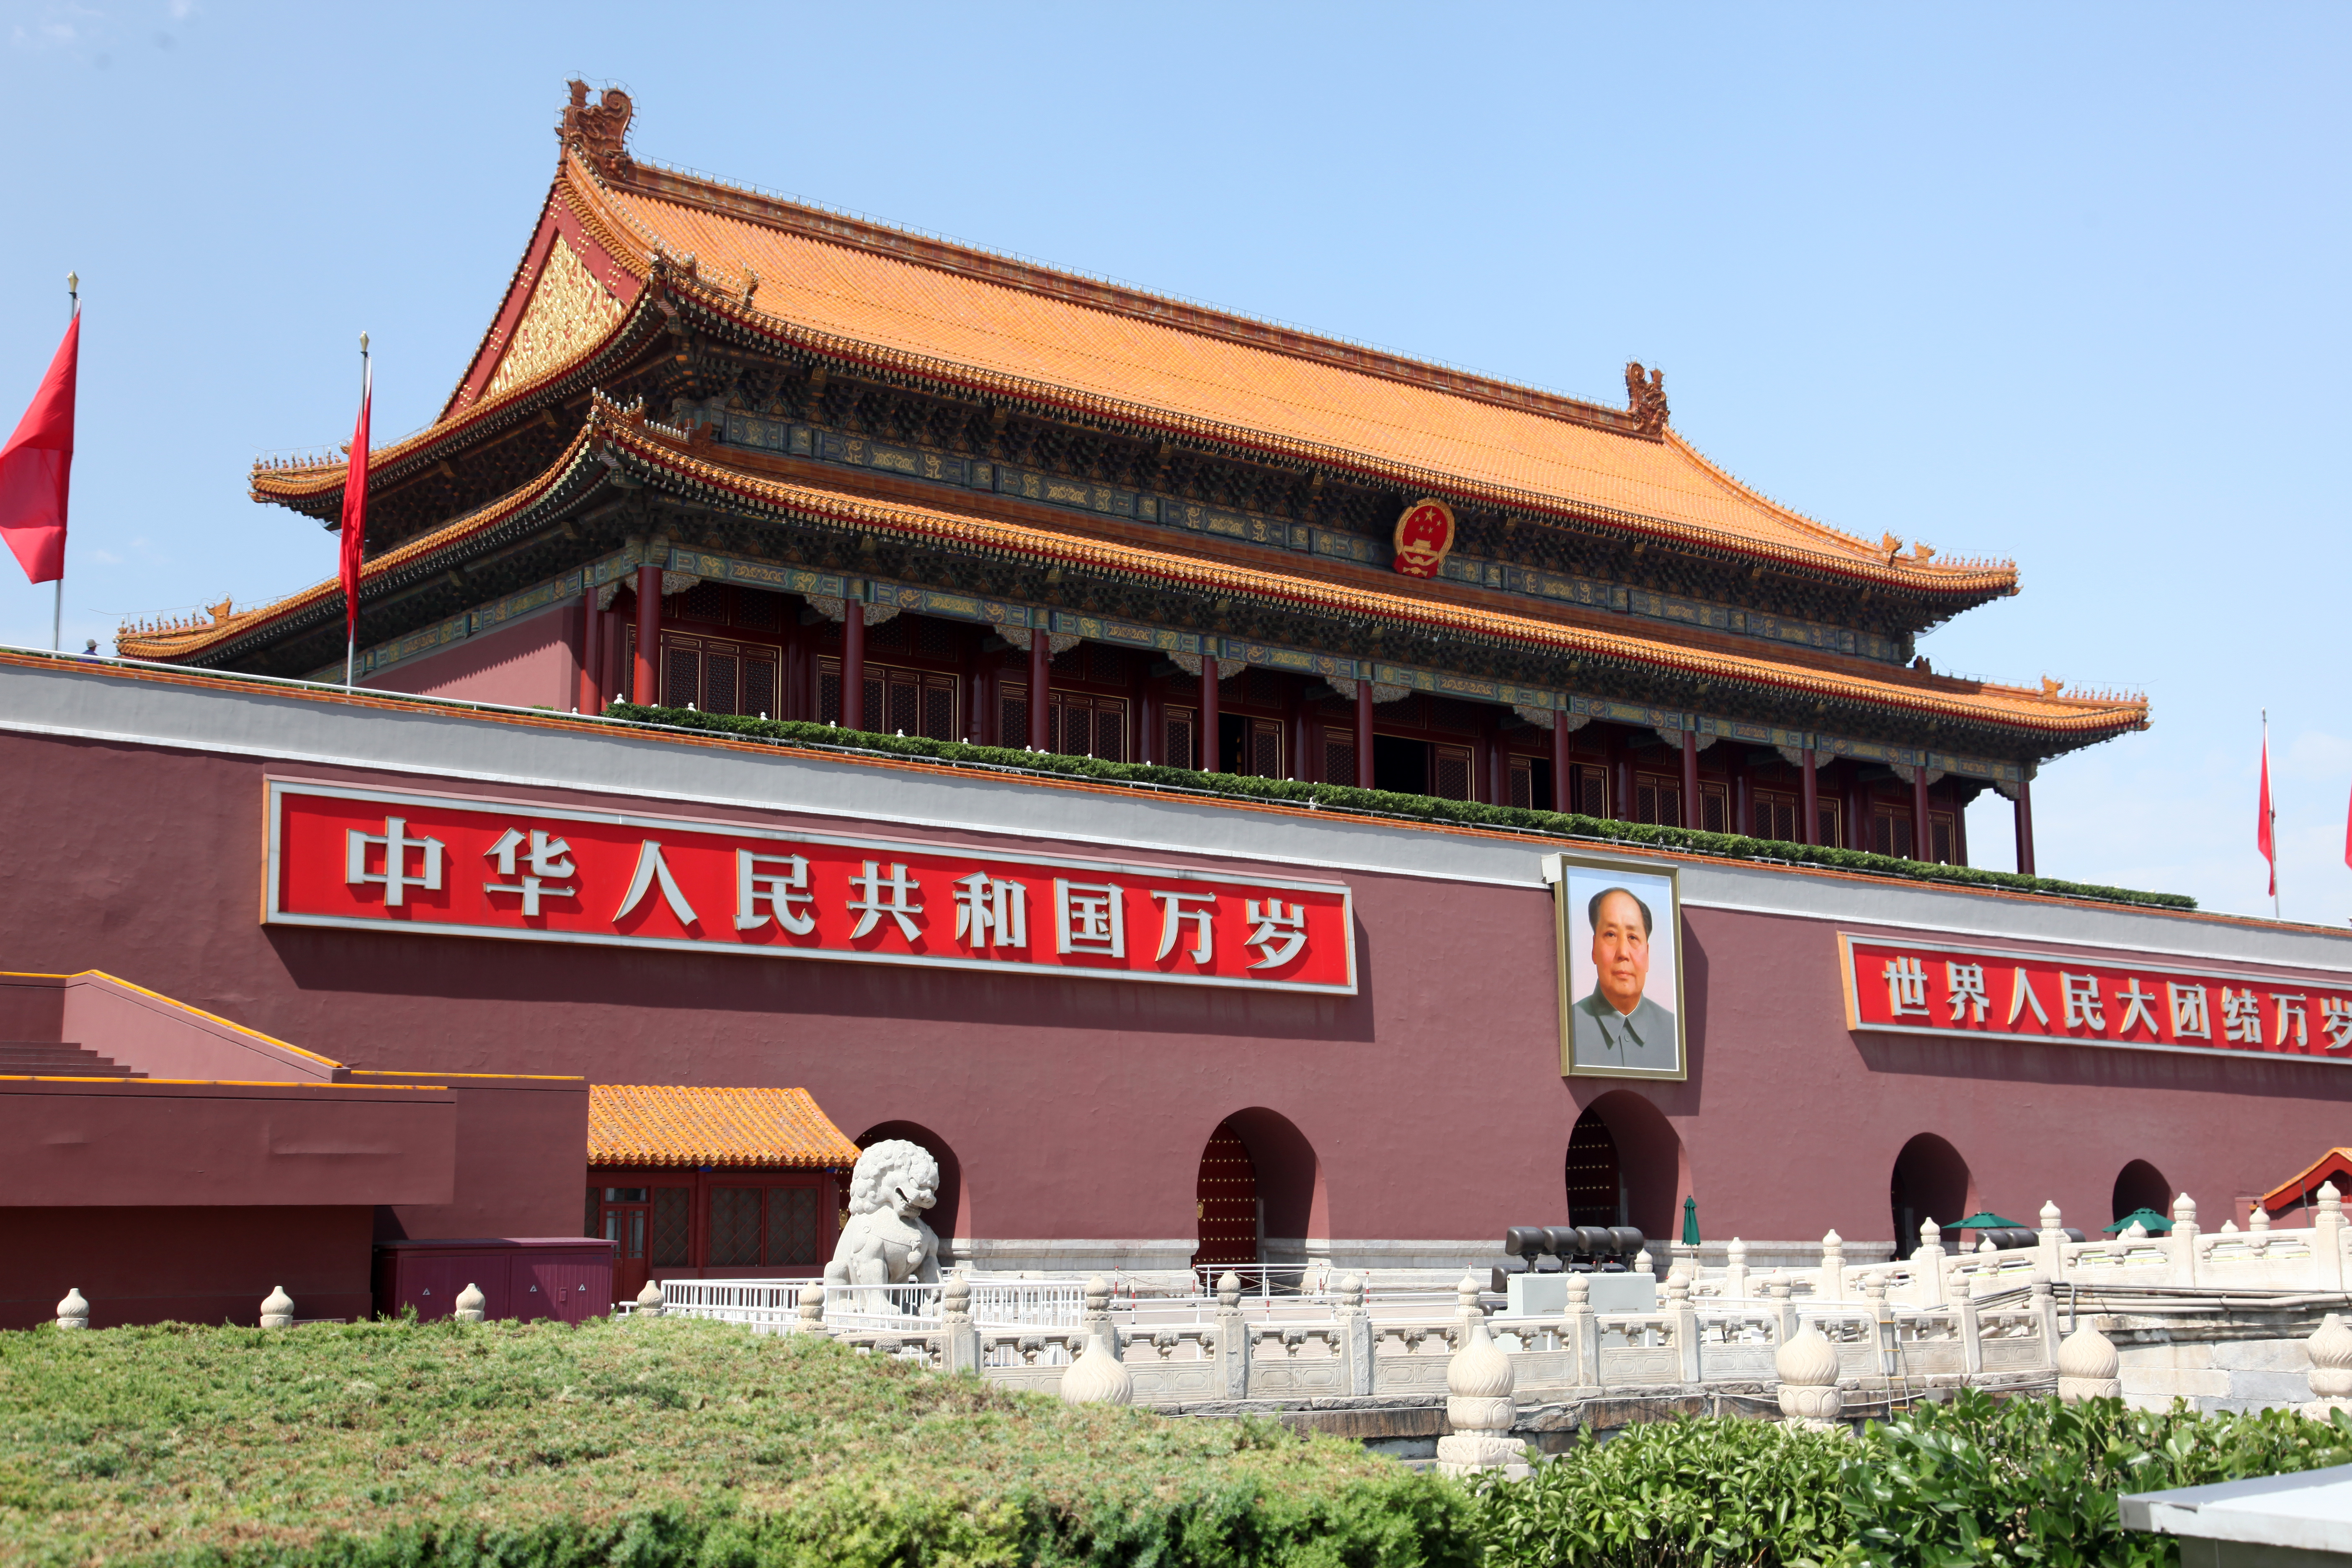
54, 271, 76, 652
346, 333, 369, 690
2267, 709, 2280, 921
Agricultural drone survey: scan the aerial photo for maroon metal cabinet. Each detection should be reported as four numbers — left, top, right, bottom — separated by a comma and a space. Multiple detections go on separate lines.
511, 1245, 612, 1323
375, 1238, 614, 1321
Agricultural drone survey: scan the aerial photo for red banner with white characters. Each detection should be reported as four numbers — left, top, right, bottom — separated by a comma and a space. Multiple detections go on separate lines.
264, 781, 1356, 993
1840, 933, 2352, 1062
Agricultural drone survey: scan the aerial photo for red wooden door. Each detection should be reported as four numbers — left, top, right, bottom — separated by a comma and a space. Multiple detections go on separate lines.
596, 1186, 652, 1303
1192, 1119, 1259, 1273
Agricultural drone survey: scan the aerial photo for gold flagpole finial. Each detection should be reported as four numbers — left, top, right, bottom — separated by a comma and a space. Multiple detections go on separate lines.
359, 331, 370, 354
66, 271, 78, 296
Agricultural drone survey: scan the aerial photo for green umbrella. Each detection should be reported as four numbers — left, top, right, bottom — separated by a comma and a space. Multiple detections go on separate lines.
1681, 1195, 1700, 1247
1949, 1212, 2026, 1230
2102, 1207, 2173, 1235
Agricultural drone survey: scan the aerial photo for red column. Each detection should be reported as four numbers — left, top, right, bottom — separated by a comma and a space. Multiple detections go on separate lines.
1731, 749, 1752, 837
1199, 650, 1220, 771
1911, 763, 1934, 861
1356, 680, 1376, 789
1800, 747, 1820, 844
2014, 776, 2036, 876
1550, 715, 1572, 812
842, 600, 867, 731
1679, 730, 1700, 828
632, 563, 660, 704
1027, 631, 1051, 752
1137, 676, 1156, 765
1610, 729, 1632, 822
577, 585, 600, 713
1484, 717, 1504, 806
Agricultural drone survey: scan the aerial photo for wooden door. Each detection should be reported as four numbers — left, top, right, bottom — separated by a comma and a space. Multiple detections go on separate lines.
596, 1186, 650, 1303
1192, 1119, 1260, 1273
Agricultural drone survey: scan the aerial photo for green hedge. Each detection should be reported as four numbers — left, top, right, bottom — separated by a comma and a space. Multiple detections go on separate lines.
602, 704, 2195, 912
0, 1317, 1472, 1567
1470, 1391, 2352, 1568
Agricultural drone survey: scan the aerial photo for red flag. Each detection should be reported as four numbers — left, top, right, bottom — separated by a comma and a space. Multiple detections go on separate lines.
2342, 774, 2351, 872
2257, 726, 2277, 897
0, 313, 79, 585
339, 357, 370, 642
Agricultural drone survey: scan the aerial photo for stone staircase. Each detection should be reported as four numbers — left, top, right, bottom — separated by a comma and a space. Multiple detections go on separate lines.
0, 1041, 142, 1078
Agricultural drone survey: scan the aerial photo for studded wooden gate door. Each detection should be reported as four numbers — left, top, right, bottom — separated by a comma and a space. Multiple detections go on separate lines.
1192, 1119, 1260, 1273
1563, 1108, 1624, 1228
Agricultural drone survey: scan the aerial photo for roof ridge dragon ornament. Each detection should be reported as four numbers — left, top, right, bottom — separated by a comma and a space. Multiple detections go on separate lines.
560, 80, 634, 179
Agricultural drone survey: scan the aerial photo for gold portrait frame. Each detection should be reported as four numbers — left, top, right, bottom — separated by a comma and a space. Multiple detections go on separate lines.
1544, 852, 1687, 1081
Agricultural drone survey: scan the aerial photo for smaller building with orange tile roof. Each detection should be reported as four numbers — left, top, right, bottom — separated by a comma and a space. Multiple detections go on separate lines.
588, 1085, 856, 1301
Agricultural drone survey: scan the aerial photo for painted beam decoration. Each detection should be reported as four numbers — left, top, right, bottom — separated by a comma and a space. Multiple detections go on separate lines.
264, 781, 1356, 993
1840, 934, 2352, 1063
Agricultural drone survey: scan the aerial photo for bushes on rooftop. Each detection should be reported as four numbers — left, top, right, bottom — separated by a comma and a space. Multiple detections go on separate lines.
602, 703, 2196, 911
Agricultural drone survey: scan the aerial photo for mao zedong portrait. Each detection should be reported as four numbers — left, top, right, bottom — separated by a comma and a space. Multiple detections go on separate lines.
1572, 886, 1678, 1071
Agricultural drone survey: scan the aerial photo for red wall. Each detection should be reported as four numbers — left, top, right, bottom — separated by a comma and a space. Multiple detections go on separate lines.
362, 608, 579, 711
2, 726, 2345, 1253
0, 1078, 454, 1207
0, 1206, 373, 1329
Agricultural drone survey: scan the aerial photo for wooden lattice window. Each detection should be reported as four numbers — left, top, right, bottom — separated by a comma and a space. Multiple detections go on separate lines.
1508, 756, 1536, 809
819, 658, 955, 740
1250, 720, 1284, 779
1754, 789, 1799, 843
1431, 744, 1473, 801
1052, 692, 1129, 761
1699, 782, 1729, 834
1569, 763, 1608, 818
1817, 799, 1843, 849
660, 634, 780, 717
709, 1188, 764, 1266
1324, 735, 1358, 786
1163, 705, 1197, 770
1634, 772, 1682, 827
733, 589, 784, 633
1000, 683, 1030, 748
1930, 810, 1957, 866
674, 580, 730, 623
1871, 808, 1915, 860
651, 1187, 692, 1269
764, 1187, 822, 1269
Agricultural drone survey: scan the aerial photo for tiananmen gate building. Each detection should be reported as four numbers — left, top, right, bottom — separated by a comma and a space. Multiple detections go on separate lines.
3, 83, 2343, 1327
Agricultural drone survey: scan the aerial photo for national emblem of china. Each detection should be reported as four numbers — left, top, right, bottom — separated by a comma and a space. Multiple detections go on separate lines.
1391, 498, 1457, 578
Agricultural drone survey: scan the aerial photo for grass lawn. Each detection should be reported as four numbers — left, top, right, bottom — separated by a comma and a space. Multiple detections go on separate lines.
0, 1315, 1472, 1567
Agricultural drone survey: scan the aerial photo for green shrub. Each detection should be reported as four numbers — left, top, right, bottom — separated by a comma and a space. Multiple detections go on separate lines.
1468, 1416, 1854, 1568
600, 704, 2194, 912
1469, 1394, 2352, 1568
0, 1316, 1473, 1567
1845, 1391, 2352, 1568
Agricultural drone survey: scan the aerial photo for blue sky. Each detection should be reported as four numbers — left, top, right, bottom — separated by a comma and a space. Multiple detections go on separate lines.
1, 3, 2344, 922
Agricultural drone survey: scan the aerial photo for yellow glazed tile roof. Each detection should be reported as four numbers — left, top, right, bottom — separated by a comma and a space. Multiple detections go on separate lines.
588, 1084, 860, 1168
589, 165, 2001, 582
251, 138, 2013, 596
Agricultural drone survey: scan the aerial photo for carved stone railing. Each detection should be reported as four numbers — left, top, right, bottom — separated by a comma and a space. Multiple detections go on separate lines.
1677, 1185, 2352, 1310
787, 1269, 2057, 1413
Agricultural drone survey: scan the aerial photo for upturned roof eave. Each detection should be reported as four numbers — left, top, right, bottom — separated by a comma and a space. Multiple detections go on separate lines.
167, 400, 2138, 754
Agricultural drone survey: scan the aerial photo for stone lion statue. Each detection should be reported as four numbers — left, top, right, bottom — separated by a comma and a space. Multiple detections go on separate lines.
825, 1139, 942, 1286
